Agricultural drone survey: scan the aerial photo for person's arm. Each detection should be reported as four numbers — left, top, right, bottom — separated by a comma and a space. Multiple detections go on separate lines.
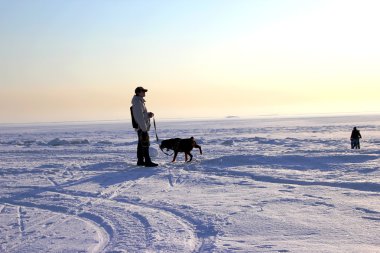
132, 100, 148, 132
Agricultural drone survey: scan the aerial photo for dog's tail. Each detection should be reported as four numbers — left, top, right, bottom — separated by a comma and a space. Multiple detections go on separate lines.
194, 144, 202, 155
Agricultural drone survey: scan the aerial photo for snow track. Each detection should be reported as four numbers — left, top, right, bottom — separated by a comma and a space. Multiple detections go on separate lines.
0, 170, 214, 252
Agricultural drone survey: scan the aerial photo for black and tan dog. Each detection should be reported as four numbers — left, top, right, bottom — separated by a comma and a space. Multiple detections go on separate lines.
160, 137, 202, 162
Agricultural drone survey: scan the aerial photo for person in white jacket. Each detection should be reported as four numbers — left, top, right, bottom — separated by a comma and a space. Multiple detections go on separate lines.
131, 86, 158, 167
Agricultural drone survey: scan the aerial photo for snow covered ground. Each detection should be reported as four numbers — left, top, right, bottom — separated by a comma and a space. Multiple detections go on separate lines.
1, 115, 379, 253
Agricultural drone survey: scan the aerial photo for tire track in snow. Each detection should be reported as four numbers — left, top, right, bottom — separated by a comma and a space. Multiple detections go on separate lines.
77, 212, 112, 252
0, 205, 42, 252
95, 170, 214, 252
94, 172, 203, 251
53, 189, 200, 252
4, 206, 77, 253
4, 184, 201, 252
1, 200, 110, 253
17, 206, 25, 238
43, 172, 58, 186
100, 178, 142, 200
130, 212, 155, 248
2, 163, 217, 252
114, 196, 218, 252
87, 165, 217, 252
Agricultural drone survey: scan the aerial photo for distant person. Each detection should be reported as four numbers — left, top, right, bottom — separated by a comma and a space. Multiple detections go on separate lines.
131, 86, 158, 167
350, 127, 362, 149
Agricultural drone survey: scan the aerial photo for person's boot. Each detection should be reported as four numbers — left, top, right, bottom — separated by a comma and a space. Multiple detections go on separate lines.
145, 161, 158, 167
143, 147, 158, 167
144, 156, 158, 167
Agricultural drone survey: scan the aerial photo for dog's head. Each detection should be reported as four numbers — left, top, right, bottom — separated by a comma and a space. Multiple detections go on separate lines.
159, 140, 170, 150
160, 138, 180, 151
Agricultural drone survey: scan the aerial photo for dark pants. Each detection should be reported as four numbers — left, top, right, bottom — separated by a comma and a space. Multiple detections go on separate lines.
137, 130, 151, 164
351, 138, 360, 149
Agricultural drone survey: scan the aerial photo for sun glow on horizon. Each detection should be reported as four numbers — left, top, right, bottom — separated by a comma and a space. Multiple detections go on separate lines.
1, 0, 380, 123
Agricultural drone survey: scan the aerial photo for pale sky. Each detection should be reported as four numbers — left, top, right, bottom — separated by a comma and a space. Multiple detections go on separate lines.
1, 0, 379, 123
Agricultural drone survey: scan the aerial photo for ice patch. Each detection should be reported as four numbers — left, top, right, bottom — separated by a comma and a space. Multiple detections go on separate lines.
221, 140, 235, 146
96, 140, 113, 145
47, 138, 90, 146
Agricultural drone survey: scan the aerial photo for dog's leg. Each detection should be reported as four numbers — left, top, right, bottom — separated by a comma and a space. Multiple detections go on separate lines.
187, 152, 193, 162
185, 153, 188, 162
172, 151, 178, 162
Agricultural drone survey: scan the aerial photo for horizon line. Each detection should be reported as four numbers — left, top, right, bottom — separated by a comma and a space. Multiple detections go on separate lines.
1, 111, 380, 126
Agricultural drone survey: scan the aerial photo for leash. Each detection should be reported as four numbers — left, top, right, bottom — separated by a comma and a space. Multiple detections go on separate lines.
153, 117, 159, 142
160, 147, 174, 156
153, 117, 173, 156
